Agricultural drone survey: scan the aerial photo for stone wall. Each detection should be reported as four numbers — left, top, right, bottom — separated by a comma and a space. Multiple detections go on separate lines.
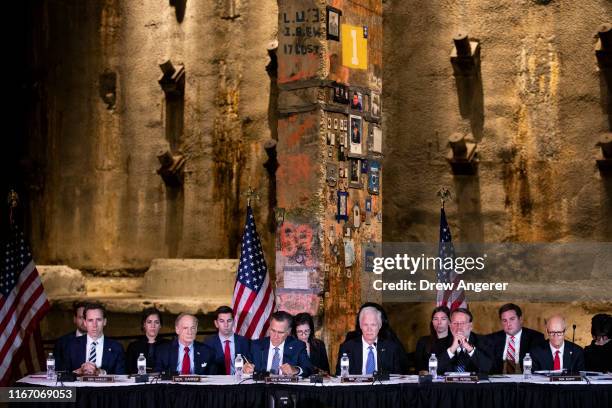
19, 0, 278, 271
382, 0, 611, 351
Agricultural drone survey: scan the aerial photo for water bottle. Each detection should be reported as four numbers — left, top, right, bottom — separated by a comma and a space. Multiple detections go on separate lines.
235, 354, 244, 381
523, 353, 532, 379
428, 353, 438, 377
137, 353, 146, 375
340, 353, 350, 378
46, 353, 55, 380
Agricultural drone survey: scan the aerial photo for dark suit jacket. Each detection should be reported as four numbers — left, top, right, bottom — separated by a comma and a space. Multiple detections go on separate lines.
436, 332, 493, 375
65, 335, 125, 374
308, 338, 330, 374
531, 340, 585, 373
488, 327, 545, 374
54, 331, 81, 372
125, 337, 169, 374
203, 333, 251, 374
584, 340, 612, 373
335, 337, 402, 376
414, 335, 453, 372
345, 329, 409, 374
154, 338, 216, 375
250, 336, 313, 377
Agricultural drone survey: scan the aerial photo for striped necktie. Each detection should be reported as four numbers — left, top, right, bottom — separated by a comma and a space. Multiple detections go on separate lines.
456, 349, 468, 372
88, 341, 97, 364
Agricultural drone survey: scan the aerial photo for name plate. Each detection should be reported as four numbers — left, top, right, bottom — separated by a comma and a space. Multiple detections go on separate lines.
550, 375, 582, 382
265, 376, 299, 383
82, 376, 115, 383
172, 375, 202, 383
341, 376, 374, 383
444, 375, 479, 383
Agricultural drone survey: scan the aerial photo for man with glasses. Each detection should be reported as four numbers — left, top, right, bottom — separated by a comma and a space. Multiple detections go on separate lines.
203, 306, 251, 374
243, 311, 312, 377
437, 308, 493, 374
531, 315, 585, 372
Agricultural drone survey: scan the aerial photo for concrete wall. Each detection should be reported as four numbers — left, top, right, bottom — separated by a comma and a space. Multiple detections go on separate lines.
382, 0, 611, 350
21, 0, 278, 271
383, 0, 610, 243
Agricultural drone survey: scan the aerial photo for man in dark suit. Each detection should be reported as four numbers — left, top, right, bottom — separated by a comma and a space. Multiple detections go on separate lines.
437, 308, 493, 375
65, 302, 125, 375
335, 306, 402, 375
531, 315, 585, 373
243, 311, 312, 377
54, 301, 86, 372
203, 306, 251, 375
154, 313, 216, 375
488, 303, 545, 374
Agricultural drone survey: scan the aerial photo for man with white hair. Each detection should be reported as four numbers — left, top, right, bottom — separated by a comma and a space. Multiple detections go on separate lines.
335, 306, 403, 375
154, 313, 216, 374
531, 315, 585, 372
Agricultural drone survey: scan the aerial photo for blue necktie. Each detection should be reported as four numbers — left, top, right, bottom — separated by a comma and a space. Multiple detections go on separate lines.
270, 347, 280, 374
365, 346, 375, 374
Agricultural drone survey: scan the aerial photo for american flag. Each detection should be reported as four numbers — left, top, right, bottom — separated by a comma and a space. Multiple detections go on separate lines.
436, 207, 467, 311
232, 206, 275, 339
0, 225, 50, 385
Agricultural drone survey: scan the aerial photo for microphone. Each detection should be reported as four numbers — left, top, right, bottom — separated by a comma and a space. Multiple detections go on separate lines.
572, 324, 576, 343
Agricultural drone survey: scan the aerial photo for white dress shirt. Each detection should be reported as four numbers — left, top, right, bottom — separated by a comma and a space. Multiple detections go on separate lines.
86, 335, 104, 368
361, 337, 378, 375
219, 334, 236, 374
503, 330, 522, 361
267, 341, 285, 372
549, 342, 565, 371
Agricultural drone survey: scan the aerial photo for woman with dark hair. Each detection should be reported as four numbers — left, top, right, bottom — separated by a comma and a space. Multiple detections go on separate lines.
414, 306, 452, 372
291, 313, 330, 374
126, 307, 169, 374
345, 302, 410, 374
584, 313, 612, 372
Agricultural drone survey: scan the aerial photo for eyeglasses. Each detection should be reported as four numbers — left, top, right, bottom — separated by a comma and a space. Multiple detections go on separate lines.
547, 330, 565, 337
296, 330, 311, 336
451, 321, 470, 327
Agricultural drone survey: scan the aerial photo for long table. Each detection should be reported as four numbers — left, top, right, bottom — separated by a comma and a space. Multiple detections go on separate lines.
14, 374, 612, 408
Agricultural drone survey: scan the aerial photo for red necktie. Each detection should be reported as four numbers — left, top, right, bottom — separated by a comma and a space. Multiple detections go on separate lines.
553, 350, 560, 370
181, 346, 191, 374
224, 340, 231, 375
507, 336, 516, 363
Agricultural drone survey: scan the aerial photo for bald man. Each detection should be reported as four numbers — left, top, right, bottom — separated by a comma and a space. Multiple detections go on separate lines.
154, 313, 216, 375
531, 315, 585, 373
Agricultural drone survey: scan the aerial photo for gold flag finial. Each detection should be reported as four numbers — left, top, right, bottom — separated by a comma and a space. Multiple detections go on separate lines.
244, 186, 260, 207
7, 189, 19, 226
436, 187, 452, 209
